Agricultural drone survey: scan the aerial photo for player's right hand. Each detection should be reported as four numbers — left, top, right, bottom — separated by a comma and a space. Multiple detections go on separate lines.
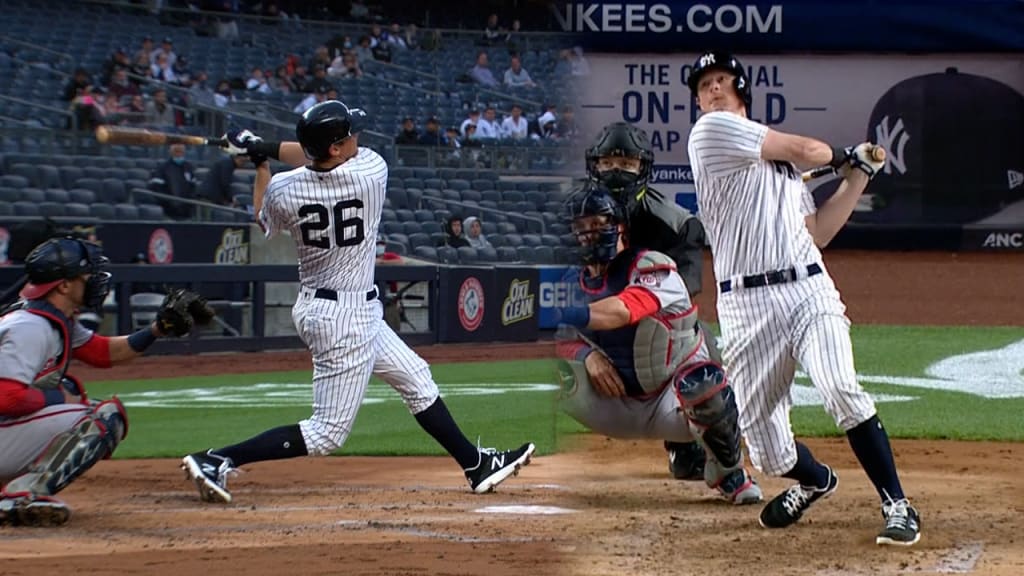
848, 142, 885, 178
584, 351, 626, 397
222, 129, 262, 155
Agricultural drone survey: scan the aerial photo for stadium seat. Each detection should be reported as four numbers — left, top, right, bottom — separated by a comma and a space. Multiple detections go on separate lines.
437, 246, 458, 263
403, 177, 424, 189
38, 202, 65, 217
114, 203, 139, 220
387, 233, 409, 248
12, 201, 38, 216
381, 221, 403, 235
0, 188, 17, 203
82, 166, 108, 180
19, 188, 45, 203
394, 209, 415, 222
414, 246, 438, 261
521, 234, 543, 247
461, 189, 482, 202
503, 191, 526, 203
414, 209, 435, 222
419, 221, 442, 235
505, 234, 523, 247
0, 174, 29, 189
541, 234, 561, 247
68, 189, 96, 204
447, 178, 471, 191
44, 189, 69, 203
404, 188, 423, 208
401, 221, 422, 235
89, 203, 115, 219
497, 246, 518, 262
471, 179, 492, 191
58, 166, 84, 189
478, 246, 497, 262
534, 246, 555, 264
430, 232, 447, 246
525, 191, 547, 208
516, 246, 535, 262
388, 187, 410, 208
410, 232, 434, 248
233, 194, 253, 208
102, 178, 128, 203
64, 203, 91, 218
9, 164, 39, 187
124, 167, 150, 181
381, 208, 397, 222
74, 178, 104, 196
437, 168, 459, 181
497, 222, 517, 234
412, 168, 436, 179
391, 167, 413, 179
0, 202, 13, 216
456, 246, 478, 263
138, 204, 165, 220
424, 178, 444, 189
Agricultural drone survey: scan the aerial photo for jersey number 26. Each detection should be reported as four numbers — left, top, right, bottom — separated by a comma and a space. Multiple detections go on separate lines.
298, 199, 364, 249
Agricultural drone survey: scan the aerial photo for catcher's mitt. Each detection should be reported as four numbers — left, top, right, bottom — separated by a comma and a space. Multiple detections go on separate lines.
155, 289, 216, 337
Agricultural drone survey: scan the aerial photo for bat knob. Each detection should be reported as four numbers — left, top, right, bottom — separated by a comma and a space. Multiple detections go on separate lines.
871, 146, 886, 162
95, 126, 110, 144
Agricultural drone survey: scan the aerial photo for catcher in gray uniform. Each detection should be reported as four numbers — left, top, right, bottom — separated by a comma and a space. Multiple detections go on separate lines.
554, 183, 761, 505
0, 237, 213, 526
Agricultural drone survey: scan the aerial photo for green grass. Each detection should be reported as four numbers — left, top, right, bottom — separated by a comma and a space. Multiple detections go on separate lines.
88, 326, 1024, 459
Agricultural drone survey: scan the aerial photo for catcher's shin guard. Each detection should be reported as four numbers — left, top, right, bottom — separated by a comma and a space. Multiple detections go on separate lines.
4, 398, 128, 497
673, 362, 742, 469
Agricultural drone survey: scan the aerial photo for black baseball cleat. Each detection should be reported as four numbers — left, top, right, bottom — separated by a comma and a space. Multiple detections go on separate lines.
182, 450, 238, 503
877, 498, 921, 546
465, 442, 535, 494
759, 465, 839, 528
665, 440, 706, 481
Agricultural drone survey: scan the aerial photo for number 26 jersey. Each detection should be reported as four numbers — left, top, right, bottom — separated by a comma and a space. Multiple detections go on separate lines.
260, 147, 387, 292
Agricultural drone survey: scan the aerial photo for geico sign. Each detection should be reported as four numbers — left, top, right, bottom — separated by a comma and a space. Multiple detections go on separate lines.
539, 282, 585, 308
982, 232, 1024, 248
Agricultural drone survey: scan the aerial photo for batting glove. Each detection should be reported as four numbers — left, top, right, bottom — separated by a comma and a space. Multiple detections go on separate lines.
848, 142, 885, 179
222, 129, 262, 156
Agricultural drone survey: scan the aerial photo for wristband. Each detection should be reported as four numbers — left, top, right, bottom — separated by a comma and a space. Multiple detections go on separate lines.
828, 146, 848, 169
43, 387, 65, 406
127, 327, 158, 353
248, 140, 281, 161
560, 306, 591, 329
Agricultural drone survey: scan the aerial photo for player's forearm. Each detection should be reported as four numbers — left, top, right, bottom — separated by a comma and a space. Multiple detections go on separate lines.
252, 162, 272, 215
561, 298, 632, 331
108, 324, 163, 363
808, 170, 870, 248
279, 142, 307, 167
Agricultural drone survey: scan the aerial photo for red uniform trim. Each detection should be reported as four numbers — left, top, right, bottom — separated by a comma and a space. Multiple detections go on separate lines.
617, 286, 661, 324
0, 378, 46, 417
72, 334, 113, 368
556, 340, 588, 360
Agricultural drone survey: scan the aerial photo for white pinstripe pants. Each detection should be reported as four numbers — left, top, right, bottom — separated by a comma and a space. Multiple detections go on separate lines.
717, 273, 877, 476
292, 287, 440, 456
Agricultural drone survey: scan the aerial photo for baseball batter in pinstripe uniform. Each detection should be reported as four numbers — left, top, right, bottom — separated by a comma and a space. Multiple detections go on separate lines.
182, 101, 534, 502
685, 52, 920, 546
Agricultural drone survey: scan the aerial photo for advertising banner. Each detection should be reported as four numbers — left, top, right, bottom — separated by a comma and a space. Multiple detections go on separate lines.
492, 267, 540, 341
538, 266, 588, 329
579, 54, 1024, 241
556, 1, 1024, 53
438, 267, 495, 343
0, 221, 251, 265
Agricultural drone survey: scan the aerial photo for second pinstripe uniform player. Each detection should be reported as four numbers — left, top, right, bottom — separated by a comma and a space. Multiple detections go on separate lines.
182, 101, 535, 501
685, 52, 920, 546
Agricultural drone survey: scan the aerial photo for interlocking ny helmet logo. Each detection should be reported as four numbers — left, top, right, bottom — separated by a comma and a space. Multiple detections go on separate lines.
874, 115, 908, 175
699, 53, 716, 68
1008, 170, 1023, 190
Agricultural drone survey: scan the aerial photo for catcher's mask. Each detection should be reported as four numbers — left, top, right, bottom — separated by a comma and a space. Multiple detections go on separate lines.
566, 182, 626, 266
20, 237, 111, 309
585, 122, 654, 203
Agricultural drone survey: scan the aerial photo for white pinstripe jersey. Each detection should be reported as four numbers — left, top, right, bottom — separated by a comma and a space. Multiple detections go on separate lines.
259, 147, 387, 292
687, 111, 822, 280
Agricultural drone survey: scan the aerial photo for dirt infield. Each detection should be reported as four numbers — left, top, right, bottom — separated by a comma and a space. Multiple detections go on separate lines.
5, 251, 1023, 575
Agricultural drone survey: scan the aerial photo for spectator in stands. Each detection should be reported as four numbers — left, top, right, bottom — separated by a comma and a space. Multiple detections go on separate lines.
150, 37, 177, 68
463, 217, 492, 249
309, 46, 332, 72
246, 67, 272, 93
349, 0, 371, 22
145, 89, 176, 126
305, 66, 332, 94
505, 19, 522, 51
369, 24, 386, 47
556, 105, 579, 139
444, 215, 471, 248
102, 47, 132, 85
106, 68, 140, 101
481, 13, 505, 46
209, 0, 240, 39
151, 53, 178, 83
386, 23, 408, 49
569, 46, 591, 77
460, 109, 480, 138
503, 55, 536, 88
66, 86, 105, 131
200, 154, 249, 207
371, 37, 393, 63
291, 65, 310, 92
535, 103, 558, 139
500, 104, 529, 140
354, 36, 374, 64
418, 117, 448, 146
269, 65, 297, 93
469, 51, 499, 87
149, 144, 198, 220
293, 82, 332, 114
133, 37, 154, 69
328, 52, 362, 79
214, 80, 235, 107
395, 117, 420, 145
172, 56, 193, 86
403, 24, 420, 50
125, 94, 148, 124
62, 69, 93, 102
463, 122, 479, 143
476, 106, 500, 138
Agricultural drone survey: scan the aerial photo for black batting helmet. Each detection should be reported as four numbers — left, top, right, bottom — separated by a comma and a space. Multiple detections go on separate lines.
565, 181, 626, 265
296, 100, 368, 161
687, 51, 752, 111
20, 237, 111, 308
585, 122, 654, 202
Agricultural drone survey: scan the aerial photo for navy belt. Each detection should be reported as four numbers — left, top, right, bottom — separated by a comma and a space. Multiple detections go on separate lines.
719, 263, 822, 294
313, 287, 378, 301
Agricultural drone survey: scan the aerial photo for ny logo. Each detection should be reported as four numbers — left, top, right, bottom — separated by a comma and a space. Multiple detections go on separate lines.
874, 115, 909, 175
490, 454, 506, 470
699, 53, 716, 68
1008, 170, 1023, 190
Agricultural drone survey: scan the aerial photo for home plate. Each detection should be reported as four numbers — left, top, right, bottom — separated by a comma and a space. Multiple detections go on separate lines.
475, 505, 576, 515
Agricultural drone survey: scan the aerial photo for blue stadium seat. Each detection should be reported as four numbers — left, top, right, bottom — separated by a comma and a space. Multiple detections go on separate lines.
456, 246, 478, 263
461, 189, 482, 202
124, 167, 149, 181
388, 188, 410, 208
19, 188, 45, 203
412, 168, 436, 179
82, 166, 108, 180
395, 209, 415, 221
401, 221, 422, 235
381, 208, 397, 222
437, 246, 458, 263
477, 246, 498, 262
414, 209, 435, 222
390, 167, 413, 179
497, 246, 517, 262
0, 175, 28, 188
64, 203, 91, 218
0, 188, 16, 203
525, 191, 548, 207
403, 177, 424, 189
437, 168, 459, 181
387, 233, 409, 248
9, 164, 39, 187
481, 190, 502, 203
57, 166, 84, 190
541, 234, 561, 247
404, 188, 423, 208
505, 234, 523, 247
424, 178, 444, 189
497, 223, 517, 234
477, 170, 501, 181
89, 203, 115, 219
381, 221, 403, 235
420, 221, 442, 235
102, 178, 128, 203
44, 189, 69, 203
517, 181, 536, 191
534, 246, 555, 264
447, 178, 471, 191
12, 201, 38, 216
482, 222, 498, 236
471, 179, 491, 191
74, 178, 104, 196
516, 246, 535, 262
413, 246, 438, 261
38, 202, 65, 217
0, 202, 13, 216
521, 234, 543, 247
386, 241, 407, 256
114, 203, 139, 220
441, 189, 460, 202
430, 232, 447, 247
503, 191, 526, 203
139, 204, 166, 220
68, 189, 96, 204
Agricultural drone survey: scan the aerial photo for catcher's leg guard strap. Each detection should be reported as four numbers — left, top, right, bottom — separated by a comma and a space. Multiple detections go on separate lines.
674, 362, 742, 469
3, 398, 128, 497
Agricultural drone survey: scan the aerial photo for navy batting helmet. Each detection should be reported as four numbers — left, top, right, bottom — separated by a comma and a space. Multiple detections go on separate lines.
585, 122, 654, 201
565, 181, 626, 265
20, 237, 111, 308
296, 100, 368, 161
687, 51, 752, 111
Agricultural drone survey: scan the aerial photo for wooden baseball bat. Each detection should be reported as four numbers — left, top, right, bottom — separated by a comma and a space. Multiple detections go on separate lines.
95, 126, 227, 148
802, 145, 886, 182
